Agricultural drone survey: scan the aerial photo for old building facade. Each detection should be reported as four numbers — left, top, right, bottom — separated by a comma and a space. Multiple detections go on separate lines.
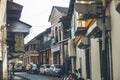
48, 6, 69, 65
69, 0, 120, 80
23, 27, 51, 66
23, 38, 39, 66
37, 27, 51, 65
17, 1, 120, 80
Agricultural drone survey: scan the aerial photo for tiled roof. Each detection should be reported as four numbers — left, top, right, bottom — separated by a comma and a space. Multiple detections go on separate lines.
54, 6, 68, 13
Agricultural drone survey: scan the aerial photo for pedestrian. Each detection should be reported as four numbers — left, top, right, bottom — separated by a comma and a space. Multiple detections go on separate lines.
8, 63, 13, 79
12, 63, 15, 75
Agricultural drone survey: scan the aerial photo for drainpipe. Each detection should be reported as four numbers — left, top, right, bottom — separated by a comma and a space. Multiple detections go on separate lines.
101, 0, 106, 52
108, 32, 113, 80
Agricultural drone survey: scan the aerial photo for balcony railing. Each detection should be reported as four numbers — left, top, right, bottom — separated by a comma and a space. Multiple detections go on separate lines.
38, 40, 51, 50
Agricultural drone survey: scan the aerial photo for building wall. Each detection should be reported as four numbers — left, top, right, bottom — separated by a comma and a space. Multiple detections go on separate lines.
50, 7, 68, 65
90, 38, 101, 80
76, 47, 81, 70
0, 0, 7, 80
49, 51, 53, 64
73, 1, 120, 80
0, 0, 7, 60
30, 56, 38, 64
110, 1, 120, 80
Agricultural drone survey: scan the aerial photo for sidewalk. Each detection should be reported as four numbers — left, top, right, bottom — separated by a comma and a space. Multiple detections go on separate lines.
8, 75, 30, 80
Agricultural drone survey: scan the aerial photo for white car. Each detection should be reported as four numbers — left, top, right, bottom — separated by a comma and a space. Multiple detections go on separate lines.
14, 63, 23, 71
39, 64, 50, 75
49, 64, 66, 76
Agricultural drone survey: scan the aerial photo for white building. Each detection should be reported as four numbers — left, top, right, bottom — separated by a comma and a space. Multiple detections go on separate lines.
70, 0, 120, 80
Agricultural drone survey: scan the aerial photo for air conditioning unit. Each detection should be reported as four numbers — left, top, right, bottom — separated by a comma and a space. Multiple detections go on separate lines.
78, 37, 89, 49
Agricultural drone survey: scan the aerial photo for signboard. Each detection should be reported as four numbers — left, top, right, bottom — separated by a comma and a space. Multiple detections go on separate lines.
15, 33, 24, 52
51, 44, 60, 53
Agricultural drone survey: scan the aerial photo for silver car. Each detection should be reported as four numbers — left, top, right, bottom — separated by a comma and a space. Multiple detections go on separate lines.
39, 64, 50, 75
49, 64, 66, 76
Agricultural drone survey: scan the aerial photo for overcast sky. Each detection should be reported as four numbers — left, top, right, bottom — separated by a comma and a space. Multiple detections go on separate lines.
14, 0, 70, 44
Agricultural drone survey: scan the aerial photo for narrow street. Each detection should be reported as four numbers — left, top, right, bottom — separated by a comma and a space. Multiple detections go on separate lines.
15, 72, 61, 80
1, 0, 120, 80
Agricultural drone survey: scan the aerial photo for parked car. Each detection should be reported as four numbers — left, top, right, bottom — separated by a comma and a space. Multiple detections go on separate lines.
26, 63, 32, 73
26, 62, 39, 74
49, 64, 66, 76
39, 64, 50, 75
14, 63, 25, 72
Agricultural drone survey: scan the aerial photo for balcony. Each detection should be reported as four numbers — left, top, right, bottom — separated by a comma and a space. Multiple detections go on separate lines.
63, 30, 71, 39
38, 40, 51, 51
75, 2, 102, 20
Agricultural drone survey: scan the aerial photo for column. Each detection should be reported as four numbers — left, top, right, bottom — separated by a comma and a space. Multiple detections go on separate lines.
3, 50, 8, 80
71, 57, 75, 73
90, 38, 101, 80
60, 43, 63, 65
110, 1, 120, 80
81, 49, 87, 80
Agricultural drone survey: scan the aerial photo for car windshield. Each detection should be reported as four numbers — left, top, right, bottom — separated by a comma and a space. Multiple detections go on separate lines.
46, 65, 50, 68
